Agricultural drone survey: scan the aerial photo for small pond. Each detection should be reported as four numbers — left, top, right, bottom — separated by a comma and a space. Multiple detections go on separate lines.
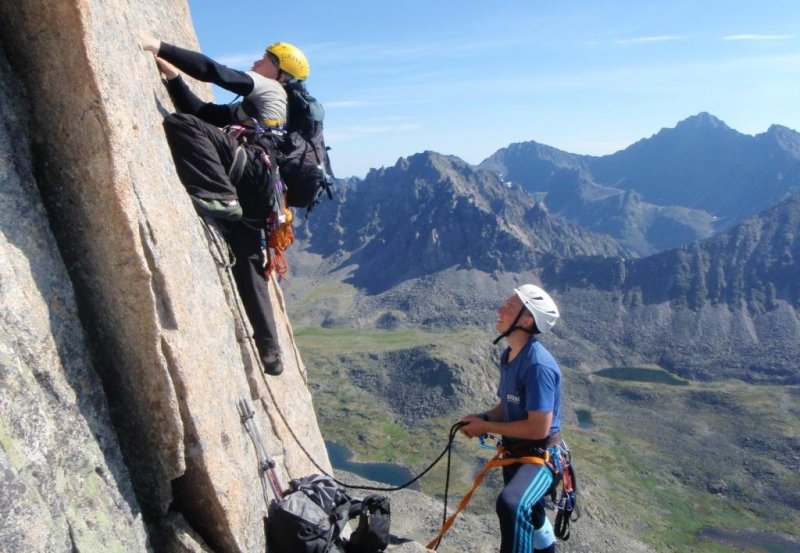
325, 440, 420, 490
594, 366, 689, 386
575, 408, 594, 430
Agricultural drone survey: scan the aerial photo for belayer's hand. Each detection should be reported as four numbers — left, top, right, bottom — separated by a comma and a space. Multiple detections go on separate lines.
459, 415, 487, 437
154, 57, 180, 80
140, 31, 161, 54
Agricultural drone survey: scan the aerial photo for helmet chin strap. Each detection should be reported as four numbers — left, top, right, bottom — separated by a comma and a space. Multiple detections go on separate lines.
492, 306, 532, 345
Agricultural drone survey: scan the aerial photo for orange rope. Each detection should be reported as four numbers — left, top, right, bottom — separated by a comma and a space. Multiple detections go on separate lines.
269, 222, 295, 251
426, 450, 546, 549
266, 247, 289, 278
264, 211, 295, 278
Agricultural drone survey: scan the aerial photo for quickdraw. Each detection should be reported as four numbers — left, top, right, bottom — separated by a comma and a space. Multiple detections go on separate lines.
546, 441, 580, 540
237, 397, 284, 504
225, 122, 296, 279
478, 433, 502, 450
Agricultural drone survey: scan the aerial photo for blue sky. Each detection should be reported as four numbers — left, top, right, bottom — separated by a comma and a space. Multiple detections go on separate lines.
188, 0, 800, 178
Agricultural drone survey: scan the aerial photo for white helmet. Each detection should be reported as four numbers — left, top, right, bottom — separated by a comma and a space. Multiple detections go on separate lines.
514, 284, 560, 334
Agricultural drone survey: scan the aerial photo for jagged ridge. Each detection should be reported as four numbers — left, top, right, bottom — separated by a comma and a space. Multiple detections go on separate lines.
300, 151, 624, 293
480, 113, 800, 255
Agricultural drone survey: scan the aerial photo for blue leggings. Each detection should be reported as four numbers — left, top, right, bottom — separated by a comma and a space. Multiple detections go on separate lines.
497, 463, 556, 553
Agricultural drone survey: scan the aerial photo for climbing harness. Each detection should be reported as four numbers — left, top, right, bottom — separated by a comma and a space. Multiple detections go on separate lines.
237, 397, 285, 503
427, 442, 547, 550
225, 119, 295, 279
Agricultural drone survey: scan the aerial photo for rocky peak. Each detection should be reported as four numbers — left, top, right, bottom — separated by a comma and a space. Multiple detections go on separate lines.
673, 111, 730, 132
761, 124, 800, 156
479, 140, 588, 179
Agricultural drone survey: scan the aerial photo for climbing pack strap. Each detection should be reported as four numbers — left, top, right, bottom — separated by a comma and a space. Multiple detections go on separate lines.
228, 144, 248, 185
426, 450, 545, 550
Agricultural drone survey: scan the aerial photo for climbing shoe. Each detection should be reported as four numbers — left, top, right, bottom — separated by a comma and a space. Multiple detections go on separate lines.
261, 352, 283, 376
191, 196, 243, 221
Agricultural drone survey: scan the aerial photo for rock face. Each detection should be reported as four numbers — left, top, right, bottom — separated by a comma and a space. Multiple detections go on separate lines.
0, 46, 148, 553
0, 1, 331, 551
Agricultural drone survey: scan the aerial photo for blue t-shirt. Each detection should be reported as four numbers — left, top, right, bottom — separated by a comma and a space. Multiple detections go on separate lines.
497, 337, 561, 436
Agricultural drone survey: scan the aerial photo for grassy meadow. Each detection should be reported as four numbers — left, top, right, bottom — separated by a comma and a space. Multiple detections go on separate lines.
295, 326, 800, 552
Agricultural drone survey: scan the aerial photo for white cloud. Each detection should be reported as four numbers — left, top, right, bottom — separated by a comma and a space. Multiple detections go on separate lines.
214, 52, 259, 68
327, 122, 423, 141
494, 52, 800, 95
723, 34, 794, 41
325, 100, 369, 108
615, 35, 687, 45
305, 36, 536, 66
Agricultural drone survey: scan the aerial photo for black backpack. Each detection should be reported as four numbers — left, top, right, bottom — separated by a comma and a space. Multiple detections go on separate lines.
277, 81, 335, 213
346, 495, 391, 553
268, 475, 352, 553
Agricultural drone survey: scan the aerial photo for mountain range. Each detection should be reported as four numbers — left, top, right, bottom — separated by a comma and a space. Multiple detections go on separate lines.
5, 0, 796, 548
287, 113, 800, 384
300, 152, 623, 294
480, 112, 800, 255
287, 113, 800, 550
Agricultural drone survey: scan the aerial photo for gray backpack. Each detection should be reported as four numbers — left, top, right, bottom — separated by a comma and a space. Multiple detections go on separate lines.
268, 475, 352, 553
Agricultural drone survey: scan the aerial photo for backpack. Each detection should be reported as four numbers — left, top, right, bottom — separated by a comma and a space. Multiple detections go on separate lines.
268, 475, 353, 553
345, 495, 391, 553
276, 81, 335, 213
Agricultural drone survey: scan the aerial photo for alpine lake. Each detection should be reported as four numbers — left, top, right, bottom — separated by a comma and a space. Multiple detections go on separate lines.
325, 440, 420, 490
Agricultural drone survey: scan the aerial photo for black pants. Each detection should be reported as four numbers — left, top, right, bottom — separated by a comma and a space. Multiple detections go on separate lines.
163, 113, 279, 358
163, 113, 238, 202
226, 222, 280, 358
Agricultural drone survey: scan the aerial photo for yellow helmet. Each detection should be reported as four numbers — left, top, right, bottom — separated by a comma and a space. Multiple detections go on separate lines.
267, 42, 310, 81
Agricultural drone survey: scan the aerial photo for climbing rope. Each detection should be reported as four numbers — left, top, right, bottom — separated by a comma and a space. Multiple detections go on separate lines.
199, 217, 235, 269
197, 199, 510, 545
265, 209, 293, 278
261, 387, 466, 493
